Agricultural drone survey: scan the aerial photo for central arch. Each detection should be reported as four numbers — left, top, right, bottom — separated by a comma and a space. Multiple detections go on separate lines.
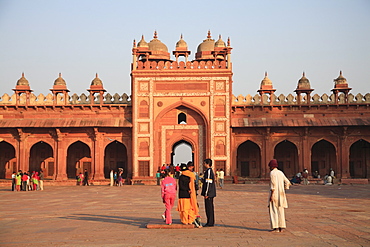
154, 102, 207, 175
171, 140, 194, 167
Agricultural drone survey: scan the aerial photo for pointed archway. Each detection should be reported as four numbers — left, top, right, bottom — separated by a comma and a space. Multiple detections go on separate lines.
104, 141, 128, 179
311, 140, 336, 178
29, 141, 54, 177
349, 139, 370, 178
154, 103, 207, 175
67, 141, 91, 179
171, 140, 193, 167
0, 141, 16, 179
237, 140, 261, 177
274, 140, 298, 178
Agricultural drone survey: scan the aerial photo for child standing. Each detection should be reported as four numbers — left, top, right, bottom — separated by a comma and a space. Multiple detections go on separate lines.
161, 169, 177, 225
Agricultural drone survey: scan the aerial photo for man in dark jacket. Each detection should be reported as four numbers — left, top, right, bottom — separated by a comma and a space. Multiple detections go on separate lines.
201, 158, 216, 227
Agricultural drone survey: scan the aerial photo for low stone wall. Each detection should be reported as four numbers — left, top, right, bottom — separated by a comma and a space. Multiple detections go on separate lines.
340, 179, 369, 185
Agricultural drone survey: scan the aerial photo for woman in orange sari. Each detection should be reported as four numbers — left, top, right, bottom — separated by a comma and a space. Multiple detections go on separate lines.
177, 162, 200, 227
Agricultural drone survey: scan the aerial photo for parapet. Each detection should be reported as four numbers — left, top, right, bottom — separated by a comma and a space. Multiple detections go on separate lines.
0, 92, 131, 106
134, 60, 228, 70
232, 92, 370, 106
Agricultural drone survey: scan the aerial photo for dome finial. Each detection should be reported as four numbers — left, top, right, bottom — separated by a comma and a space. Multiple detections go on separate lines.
227, 37, 230, 47
180, 33, 183, 39
154, 30, 157, 39
303, 71, 305, 77
207, 30, 211, 39
96, 73, 98, 78
265, 71, 268, 77
133, 39, 136, 48
59, 72, 62, 78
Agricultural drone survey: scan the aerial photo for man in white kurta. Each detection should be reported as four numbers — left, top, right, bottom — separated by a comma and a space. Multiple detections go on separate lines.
268, 159, 291, 232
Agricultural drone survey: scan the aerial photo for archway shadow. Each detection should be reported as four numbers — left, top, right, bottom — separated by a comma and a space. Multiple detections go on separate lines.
58, 213, 152, 228
58, 213, 269, 232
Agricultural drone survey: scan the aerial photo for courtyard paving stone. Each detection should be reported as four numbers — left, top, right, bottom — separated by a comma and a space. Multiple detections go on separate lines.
0, 183, 369, 246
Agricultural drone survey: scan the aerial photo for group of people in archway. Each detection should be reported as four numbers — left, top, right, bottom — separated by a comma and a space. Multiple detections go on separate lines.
76, 169, 90, 186
160, 159, 216, 228
11, 170, 44, 191
290, 168, 335, 185
109, 168, 125, 186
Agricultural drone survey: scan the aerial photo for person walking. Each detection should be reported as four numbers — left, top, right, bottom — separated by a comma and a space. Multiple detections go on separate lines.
218, 169, 224, 189
201, 159, 216, 227
268, 159, 291, 233
11, 171, 16, 191
110, 170, 114, 186
15, 171, 22, 191
161, 169, 177, 225
83, 169, 89, 186
39, 170, 44, 190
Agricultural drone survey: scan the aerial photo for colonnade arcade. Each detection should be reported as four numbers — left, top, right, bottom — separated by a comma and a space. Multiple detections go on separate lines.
236, 137, 370, 179
0, 139, 128, 179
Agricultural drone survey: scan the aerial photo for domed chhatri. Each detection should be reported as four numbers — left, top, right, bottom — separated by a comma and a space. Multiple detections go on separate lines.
296, 72, 311, 90
137, 35, 149, 48
176, 34, 188, 50
295, 72, 314, 104
333, 70, 349, 88
260, 71, 273, 88
173, 34, 191, 63
148, 30, 169, 53
54, 73, 66, 86
215, 35, 226, 48
16, 72, 29, 86
133, 31, 171, 61
91, 73, 103, 86
196, 30, 215, 55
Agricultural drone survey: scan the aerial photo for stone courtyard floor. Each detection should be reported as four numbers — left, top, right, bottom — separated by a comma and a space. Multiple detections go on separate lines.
0, 183, 369, 247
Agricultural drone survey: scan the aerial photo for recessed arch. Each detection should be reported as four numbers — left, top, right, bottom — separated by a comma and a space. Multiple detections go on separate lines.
311, 139, 337, 178
154, 101, 207, 174
274, 140, 298, 178
0, 141, 16, 179
67, 141, 91, 179
155, 101, 208, 129
171, 139, 193, 168
29, 141, 54, 177
104, 141, 128, 179
237, 140, 261, 178
349, 139, 370, 178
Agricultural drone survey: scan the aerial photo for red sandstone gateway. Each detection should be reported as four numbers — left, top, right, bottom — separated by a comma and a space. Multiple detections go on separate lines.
0, 31, 369, 184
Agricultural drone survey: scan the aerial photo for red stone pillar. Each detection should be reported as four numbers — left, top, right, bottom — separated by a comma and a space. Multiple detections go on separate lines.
93, 132, 105, 180
17, 129, 28, 172
339, 136, 350, 179
55, 140, 67, 180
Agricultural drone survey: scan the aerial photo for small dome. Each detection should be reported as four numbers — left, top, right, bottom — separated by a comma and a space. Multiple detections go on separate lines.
137, 35, 149, 48
176, 34, 187, 48
215, 35, 226, 48
334, 70, 347, 85
197, 30, 215, 52
260, 72, 272, 87
16, 72, 29, 86
54, 73, 66, 86
148, 31, 168, 52
91, 73, 103, 86
297, 72, 311, 89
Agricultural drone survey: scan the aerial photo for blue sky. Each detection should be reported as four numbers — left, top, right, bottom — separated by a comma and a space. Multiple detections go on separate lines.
0, 0, 369, 97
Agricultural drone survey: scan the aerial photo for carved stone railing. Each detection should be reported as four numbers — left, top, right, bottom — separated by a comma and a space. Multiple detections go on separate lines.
0, 92, 131, 105
232, 93, 370, 106
135, 60, 228, 70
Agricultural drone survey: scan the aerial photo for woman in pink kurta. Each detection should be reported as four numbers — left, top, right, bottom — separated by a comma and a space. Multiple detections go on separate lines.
161, 169, 177, 225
